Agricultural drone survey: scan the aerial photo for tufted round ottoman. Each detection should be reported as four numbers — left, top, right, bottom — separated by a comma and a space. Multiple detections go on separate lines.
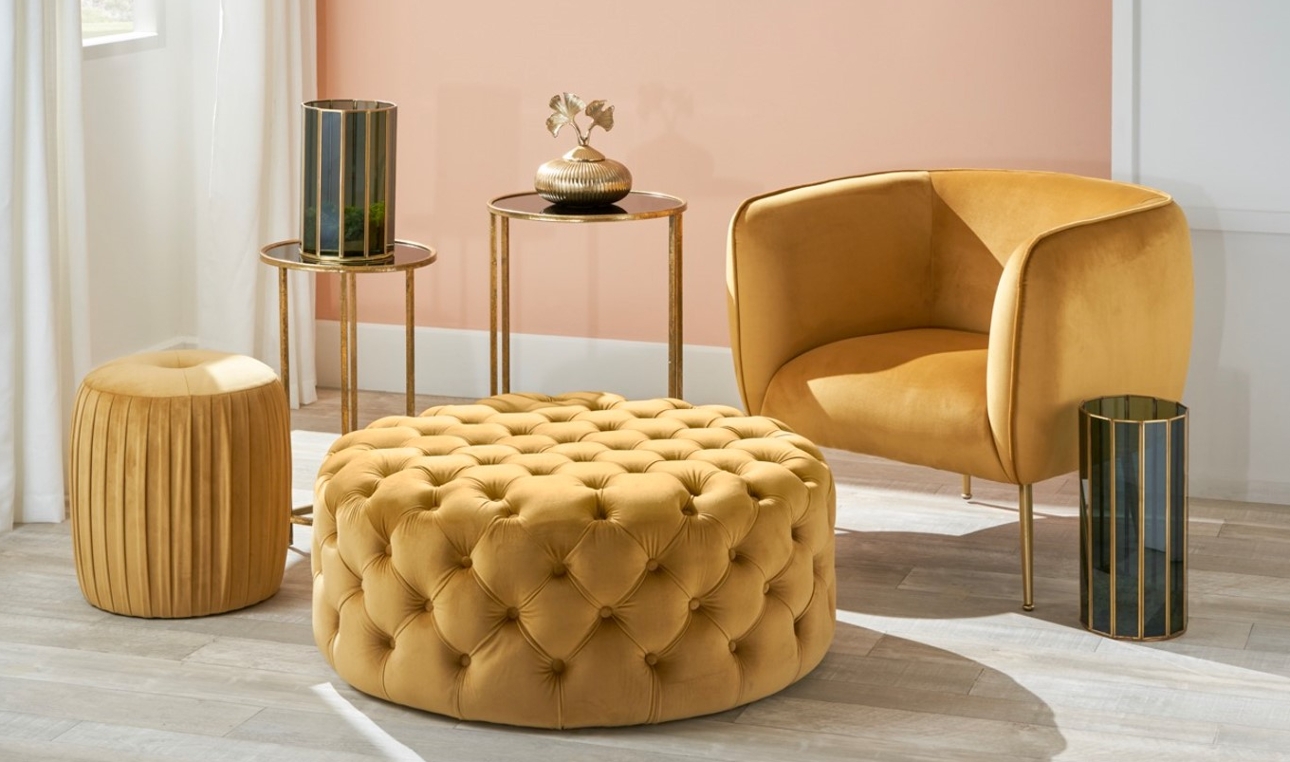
312, 392, 835, 728
69, 349, 291, 618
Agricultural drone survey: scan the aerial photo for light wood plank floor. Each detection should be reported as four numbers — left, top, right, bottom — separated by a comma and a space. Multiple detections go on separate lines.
3, 388, 1289, 760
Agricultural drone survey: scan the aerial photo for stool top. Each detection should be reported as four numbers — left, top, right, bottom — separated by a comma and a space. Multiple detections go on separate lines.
83, 350, 280, 398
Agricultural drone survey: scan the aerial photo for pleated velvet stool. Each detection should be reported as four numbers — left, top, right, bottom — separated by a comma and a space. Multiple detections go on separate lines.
70, 349, 291, 618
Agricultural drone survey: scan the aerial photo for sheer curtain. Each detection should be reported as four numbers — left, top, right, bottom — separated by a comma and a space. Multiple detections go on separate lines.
0, 0, 90, 531
197, 0, 317, 408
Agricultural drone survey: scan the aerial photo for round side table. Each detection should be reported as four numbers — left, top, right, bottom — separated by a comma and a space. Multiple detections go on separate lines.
487, 192, 686, 398
259, 239, 437, 434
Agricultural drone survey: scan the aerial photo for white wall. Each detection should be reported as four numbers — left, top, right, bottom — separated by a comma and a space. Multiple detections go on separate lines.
81, 0, 200, 365
1114, 0, 1290, 504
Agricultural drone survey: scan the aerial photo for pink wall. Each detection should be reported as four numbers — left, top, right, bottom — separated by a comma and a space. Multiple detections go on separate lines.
317, 0, 1111, 347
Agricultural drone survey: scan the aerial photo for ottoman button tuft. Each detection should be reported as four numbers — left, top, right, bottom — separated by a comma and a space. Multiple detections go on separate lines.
310, 392, 836, 729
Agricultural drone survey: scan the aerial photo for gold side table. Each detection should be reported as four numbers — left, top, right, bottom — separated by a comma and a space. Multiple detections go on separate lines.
260, 240, 436, 530
487, 191, 687, 398
259, 239, 437, 435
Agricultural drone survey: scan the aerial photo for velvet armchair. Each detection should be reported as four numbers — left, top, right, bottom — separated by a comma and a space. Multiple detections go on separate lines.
726, 169, 1194, 610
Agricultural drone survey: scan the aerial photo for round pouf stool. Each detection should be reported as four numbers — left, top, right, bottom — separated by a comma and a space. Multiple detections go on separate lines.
70, 349, 291, 618
312, 391, 835, 728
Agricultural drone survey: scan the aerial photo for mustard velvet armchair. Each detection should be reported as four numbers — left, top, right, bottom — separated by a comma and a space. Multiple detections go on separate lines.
726, 169, 1194, 610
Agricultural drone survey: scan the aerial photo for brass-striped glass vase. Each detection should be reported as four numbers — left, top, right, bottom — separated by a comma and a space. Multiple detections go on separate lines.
1079, 395, 1188, 640
301, 99, 397, 262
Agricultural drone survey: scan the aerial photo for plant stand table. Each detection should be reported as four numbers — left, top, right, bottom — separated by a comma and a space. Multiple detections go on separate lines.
260, 239, 436, 528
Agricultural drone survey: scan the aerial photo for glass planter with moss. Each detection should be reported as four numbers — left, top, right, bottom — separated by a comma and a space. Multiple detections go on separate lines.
301, 100, 397, 262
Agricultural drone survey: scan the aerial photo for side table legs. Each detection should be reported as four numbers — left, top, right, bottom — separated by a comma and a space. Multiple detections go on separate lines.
345, 272, 359, 430
406, 268, 416, 415
489, 215, 498, 396
488, 209, 682, 398
277, 268, 419, 433
262, 238, 436, 540
668, 214, 683, 399
274, 268, 312, 534
277, 268, 291, 406
489, 214, 511, 396
338, 272, 352, 433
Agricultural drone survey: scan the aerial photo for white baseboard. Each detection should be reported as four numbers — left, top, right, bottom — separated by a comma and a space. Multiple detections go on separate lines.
315, 321, 743, 407
141, 335, 199, 353
1190, 478, 1290, 506
312, 321, 1290, 505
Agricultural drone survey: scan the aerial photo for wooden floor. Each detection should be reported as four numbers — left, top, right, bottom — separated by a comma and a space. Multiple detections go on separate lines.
3, 388, 1290, 760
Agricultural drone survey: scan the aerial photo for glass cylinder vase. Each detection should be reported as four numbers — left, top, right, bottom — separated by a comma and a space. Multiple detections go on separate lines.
300, 99, 397, 262
1079, 395, 1188, 641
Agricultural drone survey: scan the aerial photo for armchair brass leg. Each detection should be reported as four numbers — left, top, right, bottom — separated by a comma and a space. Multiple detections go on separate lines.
1019, 484, 1035, 611
961, 474, 972, 500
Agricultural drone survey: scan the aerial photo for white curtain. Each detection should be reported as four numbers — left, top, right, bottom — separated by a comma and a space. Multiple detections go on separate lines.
0, 0, 90, 531
197, 0, 317, 408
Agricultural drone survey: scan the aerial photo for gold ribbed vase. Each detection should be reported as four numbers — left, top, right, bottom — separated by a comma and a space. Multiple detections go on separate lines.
69, 350, 291, 618
534, 145, 632, 207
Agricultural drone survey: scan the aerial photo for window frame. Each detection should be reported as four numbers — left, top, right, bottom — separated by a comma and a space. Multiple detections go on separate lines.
82, 0, 162, 57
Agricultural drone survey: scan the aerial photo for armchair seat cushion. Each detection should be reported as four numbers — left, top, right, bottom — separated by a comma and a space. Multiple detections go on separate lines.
762, 328, 1008, 482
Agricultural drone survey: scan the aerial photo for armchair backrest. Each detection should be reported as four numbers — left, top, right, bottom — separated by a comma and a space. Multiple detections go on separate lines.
727, 169, 1188, 424
927, 170, 1170, 333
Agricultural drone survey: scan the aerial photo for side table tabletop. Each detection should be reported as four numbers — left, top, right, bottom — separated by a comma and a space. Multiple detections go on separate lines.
487, 191, 687, 399
259, 239, 437, 435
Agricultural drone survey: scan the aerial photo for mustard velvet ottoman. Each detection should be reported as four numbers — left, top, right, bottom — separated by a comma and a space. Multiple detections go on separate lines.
69, 350, 291, 618
312, 392, 836, 728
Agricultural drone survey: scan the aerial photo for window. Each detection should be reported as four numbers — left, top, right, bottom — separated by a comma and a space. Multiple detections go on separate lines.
81, 0, 158, 52
81, 0, 134, 40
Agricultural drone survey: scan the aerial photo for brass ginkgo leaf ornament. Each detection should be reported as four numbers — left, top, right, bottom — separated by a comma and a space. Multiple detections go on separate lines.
535, 92, 632, 207
546, 93, 616, 146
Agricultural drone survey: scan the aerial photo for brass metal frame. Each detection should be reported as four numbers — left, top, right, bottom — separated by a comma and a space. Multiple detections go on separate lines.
957, 475, 1032, 611
260, 238, 437, 529
1084, 412, 1093, 625
1078, 396, 1189, 641
260, 238, 435, 432
300, 100, 397, 264
486, 191, 687, 398
1019, 484, 1034, 612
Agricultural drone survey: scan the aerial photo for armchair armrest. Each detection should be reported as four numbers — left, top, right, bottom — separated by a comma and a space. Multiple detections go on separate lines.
727, 171, 936, 414
986, 199, 1194, 484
